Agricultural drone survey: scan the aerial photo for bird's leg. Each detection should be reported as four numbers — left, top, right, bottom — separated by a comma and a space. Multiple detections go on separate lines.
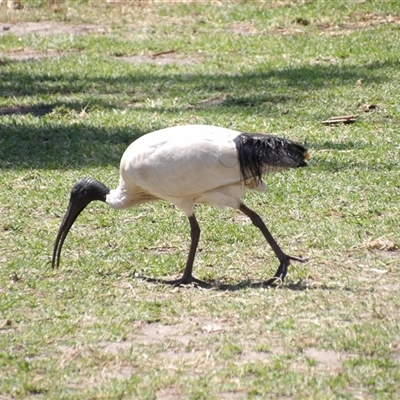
239, 204, 306, 282
165, 215, 209, 287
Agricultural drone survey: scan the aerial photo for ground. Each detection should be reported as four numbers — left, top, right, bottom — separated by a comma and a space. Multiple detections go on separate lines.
1, 1, 400, 398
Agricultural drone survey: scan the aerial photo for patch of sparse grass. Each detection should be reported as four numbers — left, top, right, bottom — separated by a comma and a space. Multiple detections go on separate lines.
1, 0, 400, 398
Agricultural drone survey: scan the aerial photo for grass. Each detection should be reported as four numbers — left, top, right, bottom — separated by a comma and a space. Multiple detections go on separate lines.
1, 0, 400, 398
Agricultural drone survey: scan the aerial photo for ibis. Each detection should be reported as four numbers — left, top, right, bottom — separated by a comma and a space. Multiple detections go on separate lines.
52, 125, 310, 286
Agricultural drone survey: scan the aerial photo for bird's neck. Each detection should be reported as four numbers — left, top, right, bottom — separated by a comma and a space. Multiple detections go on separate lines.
106, 187, 130, 210
105, 185, 159, 210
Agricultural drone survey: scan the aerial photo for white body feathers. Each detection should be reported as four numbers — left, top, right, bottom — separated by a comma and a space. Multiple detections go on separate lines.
107, 125, 265, 215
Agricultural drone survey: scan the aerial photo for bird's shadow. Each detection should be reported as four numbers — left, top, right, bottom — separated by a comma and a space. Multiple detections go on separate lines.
133, 274, 312, 291
133, 275, 377, 294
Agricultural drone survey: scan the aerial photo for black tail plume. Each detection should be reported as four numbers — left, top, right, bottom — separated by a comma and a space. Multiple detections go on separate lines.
233, 133, 309, 183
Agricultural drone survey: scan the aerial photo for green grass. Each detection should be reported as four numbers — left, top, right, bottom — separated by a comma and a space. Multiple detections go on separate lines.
1, 0, 400, 398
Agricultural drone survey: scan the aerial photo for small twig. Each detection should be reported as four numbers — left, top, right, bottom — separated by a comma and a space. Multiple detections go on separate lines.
150, 49, 176, 58
322, 115, 358, 125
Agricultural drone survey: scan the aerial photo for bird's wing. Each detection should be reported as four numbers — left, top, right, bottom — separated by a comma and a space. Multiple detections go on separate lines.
120, 125, 242, 198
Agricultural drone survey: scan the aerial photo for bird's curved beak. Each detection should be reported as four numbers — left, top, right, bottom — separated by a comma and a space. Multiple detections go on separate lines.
52, 178, 110, 269
52, 198, 90, 269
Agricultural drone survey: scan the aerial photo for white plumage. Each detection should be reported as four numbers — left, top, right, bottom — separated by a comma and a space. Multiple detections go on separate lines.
109, 125, 250, 213
52, 124, 310, 286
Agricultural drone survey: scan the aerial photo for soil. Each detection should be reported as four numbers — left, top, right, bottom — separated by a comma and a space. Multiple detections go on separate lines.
0, 21, 106, 37
0, 21, 203, 65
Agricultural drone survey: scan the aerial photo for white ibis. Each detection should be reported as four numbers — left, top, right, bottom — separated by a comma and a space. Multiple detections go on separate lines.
52, 125, 310, 286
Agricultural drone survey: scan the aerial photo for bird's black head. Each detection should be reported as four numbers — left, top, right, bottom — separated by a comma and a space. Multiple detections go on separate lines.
52, 178, 110, 269
70, 177, 110, 204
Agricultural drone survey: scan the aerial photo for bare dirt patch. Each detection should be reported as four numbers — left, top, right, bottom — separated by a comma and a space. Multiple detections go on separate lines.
146, 246, 178, 255
229, 22, 260, 36
391, 349, 400, 364
135, 321, 193, 345
155, 388, 182, 400
159, 349, 210, 366
1, 21, 107, 37
303, 348, 349, 370
99, 341, 135, 355
265, 12, 400, 37
318, 13, 400, 36
219, 391, 249, 399
0, 21, 106, 62
133, 318, 230, 346
0, 49, 68, 61
57, 344, 136, 384
230, 213, 250, 225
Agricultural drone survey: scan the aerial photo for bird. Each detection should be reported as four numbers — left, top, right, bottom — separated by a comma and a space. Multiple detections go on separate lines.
52, 124, 310, 286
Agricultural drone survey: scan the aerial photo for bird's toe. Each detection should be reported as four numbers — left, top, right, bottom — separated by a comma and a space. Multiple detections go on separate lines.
165, 275, 211, 288
273, 254, 308, 282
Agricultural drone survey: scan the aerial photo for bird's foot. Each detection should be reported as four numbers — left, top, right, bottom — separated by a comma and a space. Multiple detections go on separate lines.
164, 275, 211, 288
273, 255, 308, 282
135, 273, 211, 288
